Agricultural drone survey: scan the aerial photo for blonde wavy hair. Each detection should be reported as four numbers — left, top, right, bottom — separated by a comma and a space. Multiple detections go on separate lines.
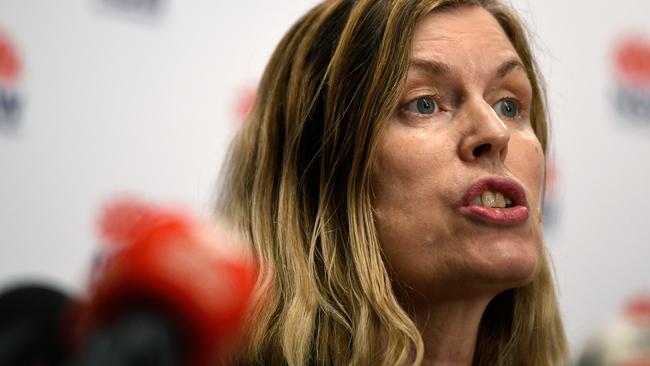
218, 0, 567, 364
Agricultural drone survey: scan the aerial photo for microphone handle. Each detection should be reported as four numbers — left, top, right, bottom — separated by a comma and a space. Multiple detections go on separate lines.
66, 311, 182, 366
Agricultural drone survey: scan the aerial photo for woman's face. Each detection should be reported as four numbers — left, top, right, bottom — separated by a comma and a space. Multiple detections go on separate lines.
372, 6, 545, 301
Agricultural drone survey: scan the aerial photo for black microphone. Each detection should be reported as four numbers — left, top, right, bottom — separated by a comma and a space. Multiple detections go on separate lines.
0, 284, 183, 366
0, 284, 72, 366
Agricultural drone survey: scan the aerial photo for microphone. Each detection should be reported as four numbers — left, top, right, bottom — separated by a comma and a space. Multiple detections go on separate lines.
0, 284, 72, 366
0, 198, 256, 366
71, 198, 256, 365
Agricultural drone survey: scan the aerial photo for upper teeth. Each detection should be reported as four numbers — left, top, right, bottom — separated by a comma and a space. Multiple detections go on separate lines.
472, 190, 513, 208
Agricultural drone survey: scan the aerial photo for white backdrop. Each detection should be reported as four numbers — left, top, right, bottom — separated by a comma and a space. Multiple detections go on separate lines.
1, 0, 649, 358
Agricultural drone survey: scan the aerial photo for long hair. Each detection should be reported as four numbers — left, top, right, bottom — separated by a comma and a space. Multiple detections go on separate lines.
217, 0, 567, 364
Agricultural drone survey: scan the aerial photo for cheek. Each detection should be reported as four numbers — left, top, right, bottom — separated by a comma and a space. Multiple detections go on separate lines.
506, 135, 545, 210
370, 126, 453, 266
372, 129, 432, 209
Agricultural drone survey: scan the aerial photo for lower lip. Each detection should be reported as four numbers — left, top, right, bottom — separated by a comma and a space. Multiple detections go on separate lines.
459, 205, 529, 225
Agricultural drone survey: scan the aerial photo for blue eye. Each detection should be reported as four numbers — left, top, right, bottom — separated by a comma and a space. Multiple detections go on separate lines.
493, 99, 519, 118
405, 97, 438, 115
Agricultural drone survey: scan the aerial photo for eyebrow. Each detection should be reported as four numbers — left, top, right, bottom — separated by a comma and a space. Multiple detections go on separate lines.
496, 59, 526, 78
410, 59, 452, 76
409, 58, 526, 79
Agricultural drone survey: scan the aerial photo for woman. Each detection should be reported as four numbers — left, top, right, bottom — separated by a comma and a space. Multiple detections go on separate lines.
218, 0, 567, 364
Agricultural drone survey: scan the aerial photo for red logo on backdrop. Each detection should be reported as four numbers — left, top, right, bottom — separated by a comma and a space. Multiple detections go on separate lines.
616, 38, 650, 87
233, 84, 257, 124
0, 28, 22, 129
612, 35, 650, 124
0, 33, 20, 85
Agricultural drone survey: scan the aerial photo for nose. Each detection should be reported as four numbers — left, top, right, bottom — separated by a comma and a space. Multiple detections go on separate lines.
458, 98, 511, 163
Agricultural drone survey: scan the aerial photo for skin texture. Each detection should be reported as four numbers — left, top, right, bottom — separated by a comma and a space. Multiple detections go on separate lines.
371, 6, 545, 365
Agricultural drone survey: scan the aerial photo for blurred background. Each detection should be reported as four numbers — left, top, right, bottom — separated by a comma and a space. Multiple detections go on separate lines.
0, 0, 649, 362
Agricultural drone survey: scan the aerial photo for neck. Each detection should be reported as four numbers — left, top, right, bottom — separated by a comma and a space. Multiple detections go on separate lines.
408, 295, 493, 366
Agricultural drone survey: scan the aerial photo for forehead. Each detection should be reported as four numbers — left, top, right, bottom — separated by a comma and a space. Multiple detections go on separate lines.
411, 6, 520, 71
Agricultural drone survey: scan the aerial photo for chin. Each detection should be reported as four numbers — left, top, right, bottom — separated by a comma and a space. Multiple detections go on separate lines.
473, 236, 542, 291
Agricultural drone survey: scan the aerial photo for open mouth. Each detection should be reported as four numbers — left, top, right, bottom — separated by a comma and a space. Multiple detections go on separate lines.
459, 177, 529, 225
471, 190, 515, 208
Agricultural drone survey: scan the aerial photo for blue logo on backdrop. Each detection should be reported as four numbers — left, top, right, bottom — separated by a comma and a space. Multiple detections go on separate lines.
0, 29, 23, 131
542, 158, 560, 236
96, 0, 167, 20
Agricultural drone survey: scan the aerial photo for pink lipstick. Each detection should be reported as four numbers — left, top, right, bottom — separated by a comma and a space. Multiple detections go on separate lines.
458, 177, 529, 225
